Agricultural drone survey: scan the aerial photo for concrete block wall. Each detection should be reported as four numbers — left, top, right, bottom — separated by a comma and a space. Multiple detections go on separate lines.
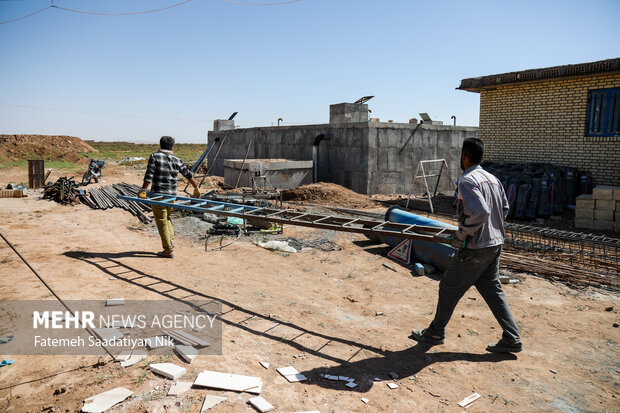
575, 185, 620, 232
207, 121, 476, 195
367, 123, 476, 195
478, 72, 620, 186
207, 123, 371, 193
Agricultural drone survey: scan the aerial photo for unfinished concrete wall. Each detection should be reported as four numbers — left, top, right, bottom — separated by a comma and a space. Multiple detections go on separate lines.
367, 123, 477, 195
207, 121, 476, 195
207, 123, 371, 193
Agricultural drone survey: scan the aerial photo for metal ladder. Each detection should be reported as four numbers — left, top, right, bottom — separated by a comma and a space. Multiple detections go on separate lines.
406, 158, 455, 214
120, 193, 455, 243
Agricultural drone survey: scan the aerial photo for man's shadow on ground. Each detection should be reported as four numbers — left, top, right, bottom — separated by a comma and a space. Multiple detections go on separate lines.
299, 342, 516, 393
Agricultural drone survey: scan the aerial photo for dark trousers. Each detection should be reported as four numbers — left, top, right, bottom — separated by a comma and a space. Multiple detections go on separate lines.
429, 245, 521, 344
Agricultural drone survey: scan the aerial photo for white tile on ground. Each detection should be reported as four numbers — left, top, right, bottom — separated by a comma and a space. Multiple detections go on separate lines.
144, 336, 173, 349
105, 298, 124, 306
115, 350, 132, 362
167, 381, 193, 396
200, 395, 227, 411
120, 350, 146, 368
325, 375, 339, 381
93, 328, 124, 342
149, 363, 186, 380
82, 387, 133, 413
174, 345, 198, 363
194, 370, 262, 394
361, 398, 369, 404
458, 392, 481, 407
162, 329, 210, 347
387, 382, 399, 389
346, 382, 357, 388
276, 366, 308, 382
259, 361, 270, 369
338, 376, 350, 381
248, 396, 275, 412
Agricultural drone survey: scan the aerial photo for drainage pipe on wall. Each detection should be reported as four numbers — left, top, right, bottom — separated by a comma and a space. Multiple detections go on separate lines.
312, 133, 330, 183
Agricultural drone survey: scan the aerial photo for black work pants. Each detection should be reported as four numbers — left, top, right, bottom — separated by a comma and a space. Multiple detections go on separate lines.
428, 245, 521, 344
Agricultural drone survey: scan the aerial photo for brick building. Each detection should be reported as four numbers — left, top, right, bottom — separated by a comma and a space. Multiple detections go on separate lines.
458, 58, 620, 186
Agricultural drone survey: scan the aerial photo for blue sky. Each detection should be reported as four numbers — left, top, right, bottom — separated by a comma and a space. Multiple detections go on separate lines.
1, 0, 619, 143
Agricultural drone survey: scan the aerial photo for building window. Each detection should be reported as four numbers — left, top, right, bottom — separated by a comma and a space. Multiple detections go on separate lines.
587, 87, 620, 137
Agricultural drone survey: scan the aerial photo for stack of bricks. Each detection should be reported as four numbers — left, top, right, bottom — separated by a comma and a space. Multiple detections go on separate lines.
575, 185, 620, 232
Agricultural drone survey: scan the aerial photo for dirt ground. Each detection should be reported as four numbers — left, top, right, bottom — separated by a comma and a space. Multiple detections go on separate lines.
0, 165, 619, 413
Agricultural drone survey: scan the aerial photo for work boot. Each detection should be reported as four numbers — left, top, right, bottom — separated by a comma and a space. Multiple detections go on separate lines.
486, 338, 522, 353
410, 328, 444, 345
157, 250, 174, 258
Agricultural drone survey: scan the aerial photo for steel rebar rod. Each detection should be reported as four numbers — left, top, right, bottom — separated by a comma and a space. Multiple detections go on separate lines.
0, 231, 115, 360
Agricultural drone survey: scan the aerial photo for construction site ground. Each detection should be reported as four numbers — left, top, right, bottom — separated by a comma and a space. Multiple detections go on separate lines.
0, 164, 619, 413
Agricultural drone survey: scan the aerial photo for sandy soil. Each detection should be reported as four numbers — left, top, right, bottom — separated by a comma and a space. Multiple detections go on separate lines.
0, 165, 618, 413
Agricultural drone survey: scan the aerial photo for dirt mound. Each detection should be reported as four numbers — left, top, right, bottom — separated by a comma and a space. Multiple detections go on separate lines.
281, 182, 380, 209
0, 135, 96, 163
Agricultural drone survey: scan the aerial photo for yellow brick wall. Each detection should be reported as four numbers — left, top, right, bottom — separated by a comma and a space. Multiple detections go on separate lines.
479, 73, 620, 186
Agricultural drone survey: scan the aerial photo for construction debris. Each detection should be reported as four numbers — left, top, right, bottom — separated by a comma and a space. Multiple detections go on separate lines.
92, 328, 124, 342
43, 177, 80, 204
201, 395, 227, 411
149, 362, 186, 380
105, 298, 124, 306
249, 396, 275, 412
276, 366, 308, 382
458, 392, 481, 408
162, 329, 210, 347
119, 350, 146, 368
256, 240, 297, 254
81, 183, 151, 223
387, 382, 399, 389
144, 336, 173, 349
167, 381, 193, 396
194, 370, 262, 394
259, 361, 270, 369
174, 344, 198, 363
81, 387, 133, 413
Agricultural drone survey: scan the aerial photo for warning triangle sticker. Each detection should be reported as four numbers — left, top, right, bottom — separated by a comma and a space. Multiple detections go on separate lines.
387, 239, 412, 265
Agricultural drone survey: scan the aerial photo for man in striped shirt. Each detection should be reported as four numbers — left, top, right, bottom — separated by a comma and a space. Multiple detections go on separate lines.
139, 136, 200, 258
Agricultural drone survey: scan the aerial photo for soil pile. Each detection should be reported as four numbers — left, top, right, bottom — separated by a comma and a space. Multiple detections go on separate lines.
0, 134, 96, 163
282, 182, 380, 208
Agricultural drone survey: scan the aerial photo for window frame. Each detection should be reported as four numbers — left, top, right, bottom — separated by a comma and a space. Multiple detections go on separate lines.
587, 87, 620, 137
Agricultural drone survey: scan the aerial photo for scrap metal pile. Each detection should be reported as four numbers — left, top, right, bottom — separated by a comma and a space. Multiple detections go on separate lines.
43, 178, 151, 223
42, 176, 81, 204
81, 183, 152, 223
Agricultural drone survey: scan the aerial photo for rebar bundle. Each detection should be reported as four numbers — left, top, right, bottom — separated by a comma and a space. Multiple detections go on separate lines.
504, 223, 620, 274
80, 183, 152, 223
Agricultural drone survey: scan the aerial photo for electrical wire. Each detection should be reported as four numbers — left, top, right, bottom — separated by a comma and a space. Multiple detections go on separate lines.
51, 0, 194, 16
0, 0, 301, 25
0, 5, 50, 25
221, 0, 302, 4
